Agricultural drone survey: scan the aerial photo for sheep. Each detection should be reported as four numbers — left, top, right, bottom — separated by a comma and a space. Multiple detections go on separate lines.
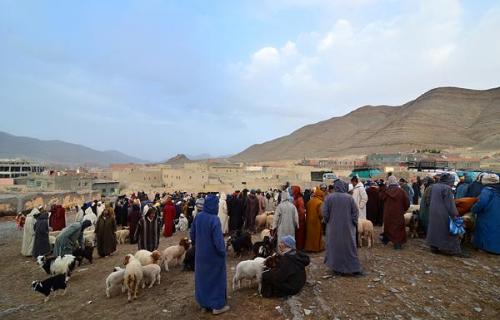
252, 236, 273, 258
227, 230, 253, 257
404, 212, 413, 226
408, 210, 420, 239
115, 229, 130, 244
134, 249, 162, 266
37, 254, 76, 279
123, 254, 143, 302
260, 228, 271, 240
105, 267, 125, 298
183, 246, 195, 271
49, 235, 56, 246
49, 230, 61, 238
232, 257, 266, 294
255, 214, 268, 231
83, 229, 96, 247
265, 214, 274, 230
357, 219, 375, 248
162, 237, 191, 271
407, 204, 420, 213
141, 264, 161, 288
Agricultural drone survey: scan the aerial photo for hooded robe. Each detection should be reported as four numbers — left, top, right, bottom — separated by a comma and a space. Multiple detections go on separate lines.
304, 189, 324, 252
53, 222, 88, 256
244, 193, 259, 232
292, 186, 306, 251
95, 207, 117, 257
190, 195, 227, 310
49, 205, 66, 231
352, 182, 368, 219
322, 180, 362, 274
380, 184, 410, 245
366, 185, 382, 226
83, 207, 97, 226
273, 191, 298, 248
162, 200, 176, 237
228, 193, 244, 232
127, 203, 141, 244
426, 174, 461, 254
261, 250, 310, 298
471, 183, 500, 254
33, 211, 51, 257
135, 208, 161, 251
218, 193, 229, 234
21, 208, 38, 256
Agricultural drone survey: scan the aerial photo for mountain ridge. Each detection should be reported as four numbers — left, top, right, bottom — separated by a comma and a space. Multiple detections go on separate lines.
0, 131, 146, 167
231, 86, 500, 162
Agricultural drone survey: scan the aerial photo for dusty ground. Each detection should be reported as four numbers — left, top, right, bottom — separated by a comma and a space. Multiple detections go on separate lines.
0, 216, 499, 320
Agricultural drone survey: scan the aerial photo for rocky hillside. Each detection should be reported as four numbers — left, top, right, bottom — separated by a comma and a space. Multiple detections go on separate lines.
232, 87, 500, 161
165, 154, 192, 165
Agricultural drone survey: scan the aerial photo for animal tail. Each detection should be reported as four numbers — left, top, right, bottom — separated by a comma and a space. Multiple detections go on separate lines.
127, 274, 136, 290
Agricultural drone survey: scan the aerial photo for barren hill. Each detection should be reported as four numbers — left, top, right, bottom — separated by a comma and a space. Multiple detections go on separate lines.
0, 131, 145, 166
232, 87, 500, 162
165, 154, 192, 165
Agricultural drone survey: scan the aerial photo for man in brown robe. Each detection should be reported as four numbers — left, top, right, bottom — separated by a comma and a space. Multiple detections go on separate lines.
95, 204, 117, 257
380, 176, 410, 250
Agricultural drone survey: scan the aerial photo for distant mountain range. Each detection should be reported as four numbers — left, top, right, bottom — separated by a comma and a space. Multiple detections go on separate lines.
0, 131, 146, 166
232, 86, 500, 162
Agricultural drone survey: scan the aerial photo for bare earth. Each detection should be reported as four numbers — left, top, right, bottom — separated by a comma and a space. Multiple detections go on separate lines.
0, 216, 499, 320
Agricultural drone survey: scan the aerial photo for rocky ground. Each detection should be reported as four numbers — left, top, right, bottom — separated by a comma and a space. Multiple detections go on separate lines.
0, 216, 499, 320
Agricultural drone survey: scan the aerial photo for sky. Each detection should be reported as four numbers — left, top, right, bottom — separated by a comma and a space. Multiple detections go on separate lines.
1, 0, 499, 162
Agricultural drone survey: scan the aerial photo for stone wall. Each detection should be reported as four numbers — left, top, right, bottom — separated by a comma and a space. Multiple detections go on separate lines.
0, 190, 101, 216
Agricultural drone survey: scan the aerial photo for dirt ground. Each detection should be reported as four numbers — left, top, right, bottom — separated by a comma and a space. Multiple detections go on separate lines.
0, 215, 499, 320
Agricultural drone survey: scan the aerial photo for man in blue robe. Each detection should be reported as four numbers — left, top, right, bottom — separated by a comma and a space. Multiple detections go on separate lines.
190, 194, 229, 315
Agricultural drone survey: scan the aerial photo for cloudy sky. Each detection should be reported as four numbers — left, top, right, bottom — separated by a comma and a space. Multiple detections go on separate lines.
1, 0, 499, 161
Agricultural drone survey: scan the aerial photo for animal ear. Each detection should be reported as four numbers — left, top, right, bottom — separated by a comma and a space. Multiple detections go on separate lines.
124, 255, 130, 265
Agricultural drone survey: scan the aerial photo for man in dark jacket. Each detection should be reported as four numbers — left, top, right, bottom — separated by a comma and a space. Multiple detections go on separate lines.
261, 236, 310, 298
411, 177, 422, 205
229, 191, 245, 232
33, 209, 51, 257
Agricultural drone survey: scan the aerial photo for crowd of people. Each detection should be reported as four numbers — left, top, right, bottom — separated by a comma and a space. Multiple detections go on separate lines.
17, 170, 499, 314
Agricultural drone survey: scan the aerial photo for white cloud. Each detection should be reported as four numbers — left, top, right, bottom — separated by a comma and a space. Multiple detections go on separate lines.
425, 44, 456, 66
281, 41, 297, 56
252, 47, 280, 64
232, 0, 500, 125
317, 19, 353, 51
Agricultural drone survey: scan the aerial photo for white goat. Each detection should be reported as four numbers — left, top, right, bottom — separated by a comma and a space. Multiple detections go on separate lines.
232, 257, 266, 294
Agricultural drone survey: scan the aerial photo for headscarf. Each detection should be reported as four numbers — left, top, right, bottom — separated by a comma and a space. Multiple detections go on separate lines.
291, 186, 301, 199
280, 190, 293, 203
195, 198, 205, 211
280, 235, 296, 249
334, 179, 348, 193
482, 173, 499, 185
388, 175, 398, 186
203, 194, 219, 215
312, 188, 325, 201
